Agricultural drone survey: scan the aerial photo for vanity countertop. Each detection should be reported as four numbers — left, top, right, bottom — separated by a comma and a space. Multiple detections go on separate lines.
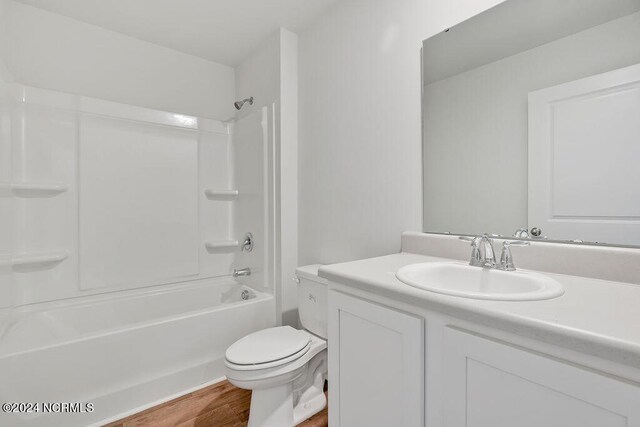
319, 252, 640, 370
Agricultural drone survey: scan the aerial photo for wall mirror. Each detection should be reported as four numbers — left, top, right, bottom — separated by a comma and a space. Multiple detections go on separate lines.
422, 0, 640, 246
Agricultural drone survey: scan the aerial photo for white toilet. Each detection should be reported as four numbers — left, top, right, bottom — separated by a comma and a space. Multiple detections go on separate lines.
224, 265, 328, 427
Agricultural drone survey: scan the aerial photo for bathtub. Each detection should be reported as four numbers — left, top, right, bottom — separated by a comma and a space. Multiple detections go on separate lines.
0, 277, 275, 426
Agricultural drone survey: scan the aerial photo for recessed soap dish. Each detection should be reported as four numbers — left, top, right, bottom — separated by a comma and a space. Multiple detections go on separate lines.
0, 251, 69, 269
204, 189, 239, 200
0, 182, 69, 198
205, 240, 239, 252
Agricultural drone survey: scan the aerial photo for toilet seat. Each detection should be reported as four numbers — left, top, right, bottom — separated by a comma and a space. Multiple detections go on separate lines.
225, 333, 326, 391
225, 326, 312, 370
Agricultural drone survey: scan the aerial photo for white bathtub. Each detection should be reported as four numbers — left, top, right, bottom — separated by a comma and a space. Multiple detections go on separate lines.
0, 277, 275, 426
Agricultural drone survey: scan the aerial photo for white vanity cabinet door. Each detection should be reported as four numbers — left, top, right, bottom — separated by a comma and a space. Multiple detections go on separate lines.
328, 290, 424, 427
443, 327, 640, 427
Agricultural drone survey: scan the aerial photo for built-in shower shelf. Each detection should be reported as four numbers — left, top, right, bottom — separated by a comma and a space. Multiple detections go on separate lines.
205, 240, 239, 252
0, 182, 69, 198
0, 251, 69, 267
204, 189, 239, 200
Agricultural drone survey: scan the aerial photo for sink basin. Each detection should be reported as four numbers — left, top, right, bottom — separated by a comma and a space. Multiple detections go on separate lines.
395, 262, 564, 301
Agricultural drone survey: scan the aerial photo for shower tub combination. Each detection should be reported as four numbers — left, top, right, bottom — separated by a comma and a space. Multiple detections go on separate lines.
0, 85, 276, 425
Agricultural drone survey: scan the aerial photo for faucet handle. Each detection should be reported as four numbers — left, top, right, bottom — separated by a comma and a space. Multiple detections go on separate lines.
459, 236, 483, 266
241, 232, 254, 252
499, 240, 530, 271
458, 236, 477, 243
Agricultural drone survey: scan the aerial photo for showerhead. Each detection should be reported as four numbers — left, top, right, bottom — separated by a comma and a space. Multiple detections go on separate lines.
234, 97, 254, 110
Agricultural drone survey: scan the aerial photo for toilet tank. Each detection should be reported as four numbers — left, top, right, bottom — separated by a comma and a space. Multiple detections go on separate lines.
295, 264, 328, 339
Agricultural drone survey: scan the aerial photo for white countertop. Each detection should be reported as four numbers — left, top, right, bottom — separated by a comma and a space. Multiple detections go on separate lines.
319, 252, 640, 369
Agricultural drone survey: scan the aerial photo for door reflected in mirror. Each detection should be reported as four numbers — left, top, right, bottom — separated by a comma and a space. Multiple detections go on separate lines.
422, 0, 640, 246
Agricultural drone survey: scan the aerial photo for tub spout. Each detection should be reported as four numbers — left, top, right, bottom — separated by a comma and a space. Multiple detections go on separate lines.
233, 268, 251, 278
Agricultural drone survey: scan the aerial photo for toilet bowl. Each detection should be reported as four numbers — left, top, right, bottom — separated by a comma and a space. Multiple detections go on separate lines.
224, 265, 328, 427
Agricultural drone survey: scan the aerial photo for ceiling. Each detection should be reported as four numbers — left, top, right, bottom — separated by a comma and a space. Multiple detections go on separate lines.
14, 0, 339, 66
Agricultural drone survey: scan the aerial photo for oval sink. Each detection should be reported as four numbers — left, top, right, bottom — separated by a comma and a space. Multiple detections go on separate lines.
396, 262, 564, 301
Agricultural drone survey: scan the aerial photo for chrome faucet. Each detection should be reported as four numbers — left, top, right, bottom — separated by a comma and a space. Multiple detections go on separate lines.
232, 267, 251, 277
479, 234, 497, 268
460, 235, 530, 271
459, 234, 496, 268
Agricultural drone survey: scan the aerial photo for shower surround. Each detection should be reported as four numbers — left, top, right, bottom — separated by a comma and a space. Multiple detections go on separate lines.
0, 83, 276, 426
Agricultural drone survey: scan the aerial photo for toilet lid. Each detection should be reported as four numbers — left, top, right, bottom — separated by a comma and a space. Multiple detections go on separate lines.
225, 326, 311, 366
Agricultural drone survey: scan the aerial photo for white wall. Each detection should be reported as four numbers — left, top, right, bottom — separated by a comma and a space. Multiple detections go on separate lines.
5, 1, 235, 120
298, 0, 505, 265
234, 28, 299, 326
0, 0, 11, 82
0, 0, 12, 312
423, 11, 640, 237
235, 31, 281, 117
0, 3, 10, 311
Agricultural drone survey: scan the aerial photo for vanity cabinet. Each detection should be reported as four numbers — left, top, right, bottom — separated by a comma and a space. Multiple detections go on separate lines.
328, 290, 424, 427
443, 327, 640, 427
327, 285, 640, 427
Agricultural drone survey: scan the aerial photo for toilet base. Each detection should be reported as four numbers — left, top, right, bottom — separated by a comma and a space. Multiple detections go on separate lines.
293, 385, 326, 426
292, 354, 327, 425
246, 375, 327, 427
248, 383, 294, 427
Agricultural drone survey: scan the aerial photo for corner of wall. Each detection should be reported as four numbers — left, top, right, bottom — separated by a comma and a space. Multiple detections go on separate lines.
233, 29, 282, 119
278, 26, 299, 327
233, 27, 301, 326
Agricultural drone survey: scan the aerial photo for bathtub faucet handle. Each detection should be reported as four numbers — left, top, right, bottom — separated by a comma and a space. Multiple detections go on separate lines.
241, 233, 254, 252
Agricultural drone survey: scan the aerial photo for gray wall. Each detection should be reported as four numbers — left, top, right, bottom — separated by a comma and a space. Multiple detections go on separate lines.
423, 11, 640, 236
298, 0, 506, 266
